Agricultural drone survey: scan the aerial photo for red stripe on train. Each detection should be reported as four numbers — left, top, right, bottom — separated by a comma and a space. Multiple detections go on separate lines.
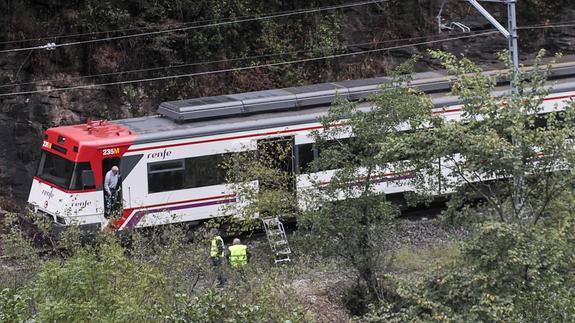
111, 193, 236, 229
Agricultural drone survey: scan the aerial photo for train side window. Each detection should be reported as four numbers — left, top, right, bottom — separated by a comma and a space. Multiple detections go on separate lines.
296, 143, 315, 174
69, 162, 94, 190
185, 154, 227, 188
36, 151, 75, 189
150, 161, 184, 172
148, 159, 185, 193
315, 138, 354, 171
81, 170, 96, 189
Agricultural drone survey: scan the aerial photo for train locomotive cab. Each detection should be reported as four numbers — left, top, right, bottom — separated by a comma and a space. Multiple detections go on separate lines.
27, 120, 135, 231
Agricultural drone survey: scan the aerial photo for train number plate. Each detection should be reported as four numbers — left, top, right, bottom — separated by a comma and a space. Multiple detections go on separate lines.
102, 147, 120, 156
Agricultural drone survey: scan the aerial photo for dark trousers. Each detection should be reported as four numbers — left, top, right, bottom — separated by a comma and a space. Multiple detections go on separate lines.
105, 188, 118, 217
210, 257, 225, 286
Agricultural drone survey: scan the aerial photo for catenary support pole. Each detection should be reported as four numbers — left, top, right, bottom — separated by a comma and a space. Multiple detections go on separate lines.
465, 0, 519, 92
507, 0, 519, 93
441, 0, 524, 217
466, 0, 524, 217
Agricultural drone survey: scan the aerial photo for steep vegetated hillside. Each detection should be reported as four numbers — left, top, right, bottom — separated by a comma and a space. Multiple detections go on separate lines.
0, 0, 573, 202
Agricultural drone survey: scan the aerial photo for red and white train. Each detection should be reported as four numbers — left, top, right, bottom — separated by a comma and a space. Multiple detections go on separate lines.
27, 61, 575, 232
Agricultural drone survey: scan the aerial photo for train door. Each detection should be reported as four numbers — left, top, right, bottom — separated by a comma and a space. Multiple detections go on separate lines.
257, 136, 296, 215
102, 157, 122, 217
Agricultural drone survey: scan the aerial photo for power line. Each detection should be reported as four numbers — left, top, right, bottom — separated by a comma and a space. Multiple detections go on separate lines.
517, 22, 575, 30
0, 0, 387, 54
1, 31, 478, 89
0, 31, 498, 97
0, 15, 260, 46
0, 1, 387, 46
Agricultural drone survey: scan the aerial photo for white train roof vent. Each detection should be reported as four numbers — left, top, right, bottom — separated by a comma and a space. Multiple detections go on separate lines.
158, 96, 244, 121
334, 77, 391, 100
284, 83, 349, 107
227, 89, 297, 114
158, 82, 356, 122
156, 72, 451, 122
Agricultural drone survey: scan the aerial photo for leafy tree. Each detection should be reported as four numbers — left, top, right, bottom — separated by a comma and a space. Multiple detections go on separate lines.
365, 202, 575, 322
408, 50, 575, 225
220, 139, 300, 235
0, 287, 30, 322
222, 58, 435, 305
31, 238, 165, 322
299, 60, 435, 304
364, 51, 575, 321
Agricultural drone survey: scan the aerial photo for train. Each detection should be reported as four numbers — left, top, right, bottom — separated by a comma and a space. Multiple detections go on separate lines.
27, 60, 575, 232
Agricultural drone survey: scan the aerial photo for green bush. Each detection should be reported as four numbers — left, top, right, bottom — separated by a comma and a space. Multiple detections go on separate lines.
32, 239, 165, 322
163, 283, 312, 322
0, 288, 30, 322
364, 220, 575, 322
0, 220, 314, 321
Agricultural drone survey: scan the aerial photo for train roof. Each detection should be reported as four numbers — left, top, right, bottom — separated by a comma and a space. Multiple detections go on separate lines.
155, 58, 575, 123
49, 58, 575, 148
116, 72, 455, 145
114, 59, 575, 146
155, 73, 452, 123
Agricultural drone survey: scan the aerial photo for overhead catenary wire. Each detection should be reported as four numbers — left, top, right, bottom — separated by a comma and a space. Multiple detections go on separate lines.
517, 22, 575, 30
0, 12, 274, 45
0, 30, 494, 89
4, 22, 566, 95
0, 1, 389, 46
2, 22, 565, 94
0, 0, 388, 54
0, 31, 498, 98
3, 7, 572, 47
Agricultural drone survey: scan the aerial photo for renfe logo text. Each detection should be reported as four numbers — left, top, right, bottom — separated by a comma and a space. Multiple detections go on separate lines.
147, 149, 173, 160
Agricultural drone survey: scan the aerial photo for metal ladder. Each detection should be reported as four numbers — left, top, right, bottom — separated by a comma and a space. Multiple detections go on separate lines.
261, 216, 292, 264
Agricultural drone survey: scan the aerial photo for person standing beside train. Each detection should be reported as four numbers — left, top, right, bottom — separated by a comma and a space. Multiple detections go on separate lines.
227, 238, 250, 269
104, 165, 120, 216
209, 228, 226, 286
209, 228, 225, 265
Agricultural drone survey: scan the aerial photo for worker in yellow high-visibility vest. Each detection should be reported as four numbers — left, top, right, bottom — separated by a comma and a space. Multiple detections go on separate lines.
227, 238, 250, 268
208, 228, 225, 286
209, 228, 225, 265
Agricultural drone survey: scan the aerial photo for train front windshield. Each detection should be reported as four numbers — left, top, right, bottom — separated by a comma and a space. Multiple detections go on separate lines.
36, 151, 93, 190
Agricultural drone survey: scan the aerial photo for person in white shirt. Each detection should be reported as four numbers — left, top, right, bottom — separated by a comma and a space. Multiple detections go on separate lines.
104, 165, 120, 216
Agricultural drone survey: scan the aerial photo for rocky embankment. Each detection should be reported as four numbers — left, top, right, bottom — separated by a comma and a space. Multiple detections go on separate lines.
0, 2, 574, 206
385, 218, 468, 250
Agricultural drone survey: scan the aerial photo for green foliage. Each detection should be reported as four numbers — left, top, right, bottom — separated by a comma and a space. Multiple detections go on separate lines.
0, 287, 30, 322
425, 50, 575, 224
366, 213, 575, 322
295, 58, 436, 303
32, 238, 165, 322
0, 213, 43, 289
0, 215, 312, 321
125, 224, 216, 297
221, 141, 298, 234
163, 280, 311, 322
360, 51, 575, 320
389, 242, 460, 275
309, 16, 343, 54
76, 0, 131, 30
